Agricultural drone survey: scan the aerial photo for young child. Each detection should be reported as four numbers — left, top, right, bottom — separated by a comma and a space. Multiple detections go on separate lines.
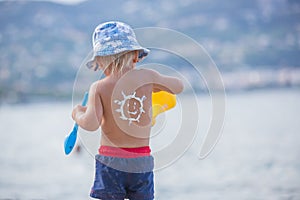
72, 21, 184, 200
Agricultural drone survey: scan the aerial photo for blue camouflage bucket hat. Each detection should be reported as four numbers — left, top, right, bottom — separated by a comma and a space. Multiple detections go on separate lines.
86, 21, 150, 71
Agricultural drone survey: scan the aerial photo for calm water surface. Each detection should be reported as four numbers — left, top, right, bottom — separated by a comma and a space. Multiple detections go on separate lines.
0, 89, 299, 199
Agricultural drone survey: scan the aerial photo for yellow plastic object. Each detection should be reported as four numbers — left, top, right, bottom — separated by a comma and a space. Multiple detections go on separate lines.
152, 91, 176, 126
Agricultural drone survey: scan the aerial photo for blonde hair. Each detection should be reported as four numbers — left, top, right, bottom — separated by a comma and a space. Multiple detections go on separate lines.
95, 50, 137, 75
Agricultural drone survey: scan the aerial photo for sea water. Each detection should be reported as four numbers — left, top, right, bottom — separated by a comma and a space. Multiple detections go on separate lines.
0, 89, 299, 200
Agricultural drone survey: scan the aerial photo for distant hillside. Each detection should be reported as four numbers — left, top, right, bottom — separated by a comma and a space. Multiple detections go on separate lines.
0, 0, 299, 103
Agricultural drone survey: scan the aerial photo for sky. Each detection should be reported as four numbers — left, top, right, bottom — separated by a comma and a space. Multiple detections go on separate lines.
1, 0, 87, 5
40, 0, 86, 4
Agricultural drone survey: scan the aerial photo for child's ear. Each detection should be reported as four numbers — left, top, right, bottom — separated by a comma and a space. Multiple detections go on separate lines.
133, 50, 139, 63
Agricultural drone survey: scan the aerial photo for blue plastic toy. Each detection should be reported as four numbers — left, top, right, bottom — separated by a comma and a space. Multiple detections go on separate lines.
64, 92, 89, 155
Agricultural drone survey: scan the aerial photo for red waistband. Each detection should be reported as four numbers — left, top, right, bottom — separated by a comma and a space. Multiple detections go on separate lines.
98, 146, 151, 158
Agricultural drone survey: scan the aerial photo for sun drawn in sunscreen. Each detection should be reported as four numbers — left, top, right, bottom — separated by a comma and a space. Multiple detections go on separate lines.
114, 91, 146, 125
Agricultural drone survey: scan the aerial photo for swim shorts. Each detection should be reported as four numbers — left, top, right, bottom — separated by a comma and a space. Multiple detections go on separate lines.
90, 146, 154, 200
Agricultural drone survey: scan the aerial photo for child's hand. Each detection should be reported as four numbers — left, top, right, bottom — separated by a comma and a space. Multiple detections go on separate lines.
72, 105, 87, 122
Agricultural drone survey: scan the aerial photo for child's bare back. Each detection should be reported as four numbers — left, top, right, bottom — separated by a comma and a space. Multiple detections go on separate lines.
73, 67, 183, 148
96, 68, 153, 148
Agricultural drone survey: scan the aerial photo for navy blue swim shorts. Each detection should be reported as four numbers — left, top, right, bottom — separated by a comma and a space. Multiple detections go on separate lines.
90, 154, 154, 200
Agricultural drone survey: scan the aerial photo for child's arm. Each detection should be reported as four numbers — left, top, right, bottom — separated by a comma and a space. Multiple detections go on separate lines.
152, 70, 184, 94
72, 82, 103, 131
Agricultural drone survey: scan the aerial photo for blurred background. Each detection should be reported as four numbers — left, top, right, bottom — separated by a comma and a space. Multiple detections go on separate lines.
0, 0, 299, 199
0, 0, 300, 102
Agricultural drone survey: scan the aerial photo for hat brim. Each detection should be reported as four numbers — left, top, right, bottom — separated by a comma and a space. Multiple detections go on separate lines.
86, 47, 150, 71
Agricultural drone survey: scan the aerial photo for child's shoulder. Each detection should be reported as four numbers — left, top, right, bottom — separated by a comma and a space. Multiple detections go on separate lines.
90, 78, 107, 92
132, 68, 158, 77
124, 68, 161, 83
